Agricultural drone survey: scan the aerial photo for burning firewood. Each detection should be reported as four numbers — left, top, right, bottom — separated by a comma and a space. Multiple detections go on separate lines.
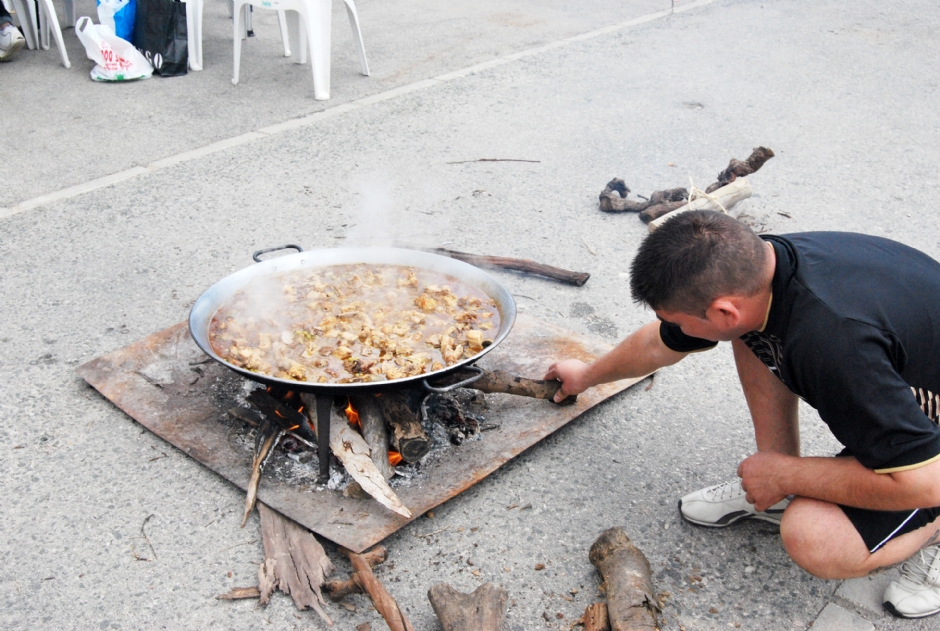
375, 391, 430, 464
218, 504, 335, 626
589, 528, 660, 631
432, 368, 577, 403
427, 583, 509, 631
241, 418, 283, 527
300, 394, 412, 519
581, 602, 611, 631
350, 394, 395, 481
325, 546, 415, 631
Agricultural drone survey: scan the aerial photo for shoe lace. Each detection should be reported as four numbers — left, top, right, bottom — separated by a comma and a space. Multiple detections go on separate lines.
899, 543, 940, 585
705, 480, 744, 501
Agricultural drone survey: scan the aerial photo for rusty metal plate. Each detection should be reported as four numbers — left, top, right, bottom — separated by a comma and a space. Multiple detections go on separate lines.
77, 314, 644, 552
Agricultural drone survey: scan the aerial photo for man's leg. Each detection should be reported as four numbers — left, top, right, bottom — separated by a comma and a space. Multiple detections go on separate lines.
678, 339, 799, 526
0, 4, 25, 62
781, 495, 940, 575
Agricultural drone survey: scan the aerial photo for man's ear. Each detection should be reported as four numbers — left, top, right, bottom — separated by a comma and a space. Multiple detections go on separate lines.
706, 297, 742, 328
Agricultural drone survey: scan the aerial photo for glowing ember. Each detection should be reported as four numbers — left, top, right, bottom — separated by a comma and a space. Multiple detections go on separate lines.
345, 399, 361, 428
388, 450, 403, 466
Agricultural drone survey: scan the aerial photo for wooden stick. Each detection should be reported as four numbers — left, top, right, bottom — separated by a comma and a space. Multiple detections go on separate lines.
589, 528, 659, 631
414, 246, 590, 287
331, 546, 415, 631
582, 602, 611, 631
427, 583, 509, 631
325, 547, 388, 600
375, 391, 430, 463
647, 178, 752, 232
257, 504, 335, 625
351, 394, 394, 481
217, 586, 262, 600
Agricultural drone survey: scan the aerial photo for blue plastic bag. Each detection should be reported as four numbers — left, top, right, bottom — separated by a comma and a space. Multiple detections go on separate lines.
97, 0, 137, 43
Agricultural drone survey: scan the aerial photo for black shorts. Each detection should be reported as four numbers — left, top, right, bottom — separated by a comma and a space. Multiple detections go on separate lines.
840, 504, 940, 553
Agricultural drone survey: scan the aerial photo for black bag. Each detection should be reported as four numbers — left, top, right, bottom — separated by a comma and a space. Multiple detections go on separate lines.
133, 0, 188, 76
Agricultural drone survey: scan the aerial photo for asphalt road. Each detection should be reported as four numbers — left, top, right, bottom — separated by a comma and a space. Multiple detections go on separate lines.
2, 1, 940, 629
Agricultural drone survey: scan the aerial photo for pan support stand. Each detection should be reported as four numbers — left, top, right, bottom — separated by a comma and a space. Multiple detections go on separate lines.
316, 395, 333, 483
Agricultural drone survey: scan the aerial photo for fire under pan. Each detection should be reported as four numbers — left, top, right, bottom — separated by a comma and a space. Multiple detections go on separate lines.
77, 313, 645, 552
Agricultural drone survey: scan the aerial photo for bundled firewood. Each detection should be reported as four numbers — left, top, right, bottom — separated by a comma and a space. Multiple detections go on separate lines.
599, 147, 774, 225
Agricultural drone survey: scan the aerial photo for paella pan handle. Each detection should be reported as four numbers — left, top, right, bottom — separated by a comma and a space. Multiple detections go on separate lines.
252, 244, 304, 263
422, 365, 484, 393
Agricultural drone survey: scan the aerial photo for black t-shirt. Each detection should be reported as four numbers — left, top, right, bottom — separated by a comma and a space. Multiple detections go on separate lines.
660, 232, 940, 473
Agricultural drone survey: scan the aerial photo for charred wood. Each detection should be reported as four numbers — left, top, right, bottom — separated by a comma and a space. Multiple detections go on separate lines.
241, 419, 282, 527
705, 146, 774, 193
375, 391, 430, 464
427, 582, 509, 631
432, 368, 576, 404
589, 528, 659, 631
412, 246, 590, 287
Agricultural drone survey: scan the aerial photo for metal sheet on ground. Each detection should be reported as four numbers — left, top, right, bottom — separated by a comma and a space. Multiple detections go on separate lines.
76, 313, 644, 552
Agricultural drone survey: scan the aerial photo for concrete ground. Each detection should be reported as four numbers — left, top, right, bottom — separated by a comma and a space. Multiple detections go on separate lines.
2, 0, 939, 629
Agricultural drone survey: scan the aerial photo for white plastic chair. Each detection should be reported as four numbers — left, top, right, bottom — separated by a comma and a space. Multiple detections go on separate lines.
232, 0, 369, 100
7, 0, 70, 67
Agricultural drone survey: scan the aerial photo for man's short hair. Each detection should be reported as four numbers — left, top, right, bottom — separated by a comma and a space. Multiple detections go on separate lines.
629, 210, 768, 315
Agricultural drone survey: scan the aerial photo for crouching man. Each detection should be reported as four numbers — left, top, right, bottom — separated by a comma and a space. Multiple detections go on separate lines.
546, 210, 940, 618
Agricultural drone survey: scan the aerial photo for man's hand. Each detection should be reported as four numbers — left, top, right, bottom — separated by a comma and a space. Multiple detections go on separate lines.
544, 359, 592, 403
737, 452, 791, 511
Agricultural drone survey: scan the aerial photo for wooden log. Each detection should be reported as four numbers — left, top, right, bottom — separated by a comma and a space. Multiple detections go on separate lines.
589, 528, 659, 631
351, 394, 394, 481
427, 583, 509, 631
647, 178, 752, 232
301, 394, 412, 518
331, 546, 415, 631
257, 503, 335, 626
582, 602, 611, 631
375, 391, 430, 463
415, 246, 591, 287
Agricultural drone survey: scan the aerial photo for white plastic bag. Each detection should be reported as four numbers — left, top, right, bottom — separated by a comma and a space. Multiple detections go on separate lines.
75, 16, 153, 82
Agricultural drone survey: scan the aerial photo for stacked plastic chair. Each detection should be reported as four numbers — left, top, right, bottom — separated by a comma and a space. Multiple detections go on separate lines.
232, 0, 369, 100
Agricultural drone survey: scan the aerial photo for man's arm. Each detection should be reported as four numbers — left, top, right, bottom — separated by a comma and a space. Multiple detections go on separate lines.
544, 321, 688, 402
739, 451, 940, 512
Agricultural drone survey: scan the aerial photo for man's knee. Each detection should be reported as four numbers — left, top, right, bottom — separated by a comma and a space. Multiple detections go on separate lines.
779, 497, 868, 579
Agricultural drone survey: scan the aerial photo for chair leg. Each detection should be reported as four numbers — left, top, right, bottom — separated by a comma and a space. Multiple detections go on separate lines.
9, 0, 37, 49
277, 10, 290, 57
64, 0, 74, 27
39, 0, 70, 67
310, 0, 331, 100
186, 0, 203, 71
342, 0, 369, 76
286, 10, 304, 64
232, 0, 244, 84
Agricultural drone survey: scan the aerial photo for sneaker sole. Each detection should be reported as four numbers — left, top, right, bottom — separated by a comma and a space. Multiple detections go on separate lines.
884, 600, 940, 619
678, 499, 784, 527
0, 37, 25, 62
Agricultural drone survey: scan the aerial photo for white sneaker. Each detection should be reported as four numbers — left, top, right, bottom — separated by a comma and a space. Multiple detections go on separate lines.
0, 23, 25, 62
678, 479, 790, 527
884, 543, 940, 618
